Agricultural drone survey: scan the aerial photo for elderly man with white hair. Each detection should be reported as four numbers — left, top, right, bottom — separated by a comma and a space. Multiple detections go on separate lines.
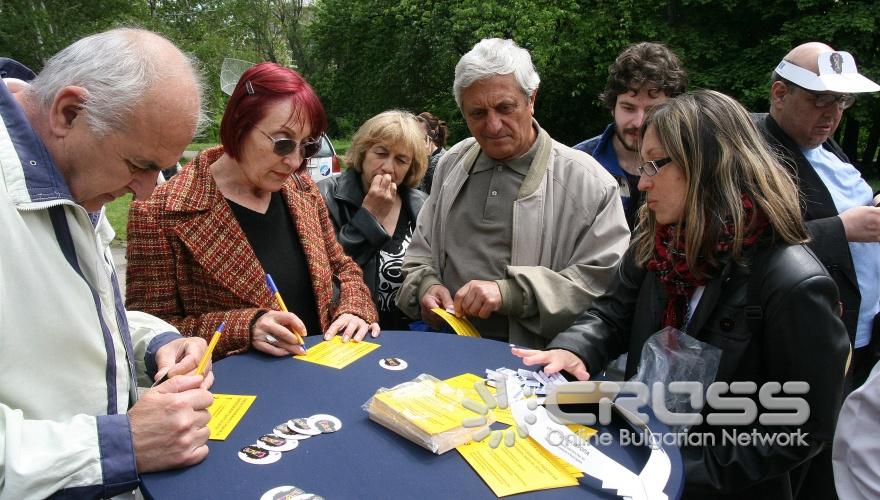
1, 29, 213, 498
398, 38, 630, 347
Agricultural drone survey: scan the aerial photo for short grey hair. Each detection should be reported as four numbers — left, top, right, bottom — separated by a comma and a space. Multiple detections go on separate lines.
453, 38, 540, 108
27, 28, 207, 137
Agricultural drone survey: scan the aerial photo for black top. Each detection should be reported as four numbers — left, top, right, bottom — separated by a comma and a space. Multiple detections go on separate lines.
375, 204, 414, 330
228, 191, 322, 335
623, 171, 641, 229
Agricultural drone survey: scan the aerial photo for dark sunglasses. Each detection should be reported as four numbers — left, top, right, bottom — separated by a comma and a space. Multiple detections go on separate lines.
254, 126, 321, 159
637, 157, 672, 177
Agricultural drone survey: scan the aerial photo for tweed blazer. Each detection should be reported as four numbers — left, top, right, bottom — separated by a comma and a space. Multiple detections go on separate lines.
126, 146, 377, 359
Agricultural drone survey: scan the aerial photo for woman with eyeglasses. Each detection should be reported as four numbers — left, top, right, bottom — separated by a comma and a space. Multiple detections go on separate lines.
126, 63, 378, 360
318, 110, 428, 330
513, 90, 849, 497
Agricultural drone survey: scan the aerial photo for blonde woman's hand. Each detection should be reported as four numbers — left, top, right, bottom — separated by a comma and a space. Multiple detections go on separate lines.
361, 173, 397, 222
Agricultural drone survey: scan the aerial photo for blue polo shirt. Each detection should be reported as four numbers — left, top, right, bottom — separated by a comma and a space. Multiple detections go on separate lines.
803, 145, 880, 348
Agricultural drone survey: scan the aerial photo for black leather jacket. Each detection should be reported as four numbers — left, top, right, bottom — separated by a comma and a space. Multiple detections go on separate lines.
549, 243, 849, 499
318, 169, 426, 323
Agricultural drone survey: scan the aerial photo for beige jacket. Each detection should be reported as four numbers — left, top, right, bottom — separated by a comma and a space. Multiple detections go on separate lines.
398, 126, 630, 347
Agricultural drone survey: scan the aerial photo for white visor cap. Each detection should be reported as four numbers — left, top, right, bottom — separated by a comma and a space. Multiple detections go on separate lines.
775, 51, 880, 93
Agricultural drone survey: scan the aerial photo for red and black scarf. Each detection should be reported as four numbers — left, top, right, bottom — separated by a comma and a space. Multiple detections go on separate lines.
646, 194, 769, 329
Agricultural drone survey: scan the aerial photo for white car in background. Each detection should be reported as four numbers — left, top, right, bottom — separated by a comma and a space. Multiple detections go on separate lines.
306, 133, 341, 182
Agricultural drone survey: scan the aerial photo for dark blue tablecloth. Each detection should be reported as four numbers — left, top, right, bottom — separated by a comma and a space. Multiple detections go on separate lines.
140, 331, 683, 499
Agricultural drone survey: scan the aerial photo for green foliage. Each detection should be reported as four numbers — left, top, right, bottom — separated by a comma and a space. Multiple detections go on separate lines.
1, 0, 878, 168
305, 0, 880, 152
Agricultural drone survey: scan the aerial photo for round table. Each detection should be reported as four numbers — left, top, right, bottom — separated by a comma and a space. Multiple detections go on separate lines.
140, 331, 684, 499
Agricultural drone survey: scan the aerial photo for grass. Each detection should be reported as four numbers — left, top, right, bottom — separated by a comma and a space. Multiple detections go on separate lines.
105, 193, 133, 246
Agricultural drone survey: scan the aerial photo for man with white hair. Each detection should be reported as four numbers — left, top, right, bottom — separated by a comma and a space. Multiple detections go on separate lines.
398, 38, 629, 347
1, 29, 214, 497
755, 41, 880, 500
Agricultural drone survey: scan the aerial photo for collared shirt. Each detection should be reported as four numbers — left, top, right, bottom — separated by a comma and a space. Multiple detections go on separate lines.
573, 124, 640, 228
442, 130, 540, 339
803, 145, 880, 348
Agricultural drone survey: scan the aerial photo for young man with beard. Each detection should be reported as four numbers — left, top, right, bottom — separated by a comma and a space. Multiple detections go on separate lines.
573, 42, 687, 228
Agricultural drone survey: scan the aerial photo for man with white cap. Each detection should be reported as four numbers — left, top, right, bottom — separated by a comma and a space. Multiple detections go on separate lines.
755, 41, 880, 500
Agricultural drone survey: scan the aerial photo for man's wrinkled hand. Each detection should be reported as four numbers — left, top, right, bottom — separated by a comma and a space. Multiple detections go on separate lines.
453, 280, 502, 319
130, 375, 214, 473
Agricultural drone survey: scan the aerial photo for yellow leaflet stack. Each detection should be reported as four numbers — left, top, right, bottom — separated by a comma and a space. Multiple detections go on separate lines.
364, 374, 493, 454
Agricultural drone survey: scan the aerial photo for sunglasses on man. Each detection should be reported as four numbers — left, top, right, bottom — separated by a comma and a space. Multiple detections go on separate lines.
786, 80, 856, 109
254, 126, 322, 159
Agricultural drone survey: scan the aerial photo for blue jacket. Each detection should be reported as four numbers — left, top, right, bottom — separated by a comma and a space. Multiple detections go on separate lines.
573, 124, 640, 228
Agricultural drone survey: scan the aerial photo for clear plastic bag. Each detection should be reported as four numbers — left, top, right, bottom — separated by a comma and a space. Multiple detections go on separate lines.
630, 326, 722, 434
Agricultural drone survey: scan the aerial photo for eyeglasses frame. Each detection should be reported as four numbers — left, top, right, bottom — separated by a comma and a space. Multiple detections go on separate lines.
637, 157, 672, 177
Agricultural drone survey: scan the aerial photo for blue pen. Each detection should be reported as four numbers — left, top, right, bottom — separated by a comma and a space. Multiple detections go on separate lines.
265, 274, 305, 346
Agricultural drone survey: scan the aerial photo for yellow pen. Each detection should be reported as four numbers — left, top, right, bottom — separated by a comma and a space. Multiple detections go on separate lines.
195, 322, 224, 376
265, 274, 305, 346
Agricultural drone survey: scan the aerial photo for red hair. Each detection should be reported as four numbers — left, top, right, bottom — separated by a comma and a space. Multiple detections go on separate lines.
219, 62, 327, 163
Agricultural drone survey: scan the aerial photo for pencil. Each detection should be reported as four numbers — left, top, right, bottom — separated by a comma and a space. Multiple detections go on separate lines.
195, 322, 224, 376
265, 274, 305, 345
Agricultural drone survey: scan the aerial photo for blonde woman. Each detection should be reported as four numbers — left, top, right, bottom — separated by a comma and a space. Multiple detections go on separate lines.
318, 110, 428, 329
514, 90, 849, 498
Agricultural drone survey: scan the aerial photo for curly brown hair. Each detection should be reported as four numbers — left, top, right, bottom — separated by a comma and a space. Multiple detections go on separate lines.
600, 42, 688, 109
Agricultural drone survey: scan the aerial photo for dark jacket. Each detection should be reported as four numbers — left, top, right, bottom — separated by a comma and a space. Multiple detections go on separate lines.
573, 123, 641, 229
318, 169, 427, 316
754, 113, 860, 345
418, 146, 446, 195
549, 244, 850, 499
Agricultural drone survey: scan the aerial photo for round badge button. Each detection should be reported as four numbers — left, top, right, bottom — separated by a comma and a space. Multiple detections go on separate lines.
288, 417, 322, 436
274, 423, 312, 440
256, 434, 299, 452
379, 357, 408, 371
238, 445, 282, 465
307, 414, 342, 434
261, 485, 305, 500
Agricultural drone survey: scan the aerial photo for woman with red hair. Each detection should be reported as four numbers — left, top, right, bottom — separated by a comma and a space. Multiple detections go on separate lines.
126, 63, 378, 360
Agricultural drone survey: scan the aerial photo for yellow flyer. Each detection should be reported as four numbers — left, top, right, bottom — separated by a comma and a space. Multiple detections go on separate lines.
373, 377, 483, 434
207, 394, 256, 440
444, 373, 515, 426
430, 308, 481, 337
457, 429, 579, 497
294, 336, 380, 369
